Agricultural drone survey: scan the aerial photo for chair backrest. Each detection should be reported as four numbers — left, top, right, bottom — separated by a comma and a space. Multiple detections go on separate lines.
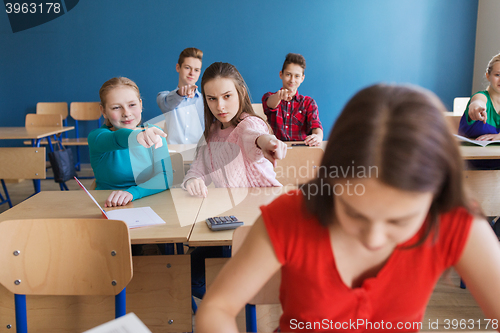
0, 218, 132, 296
275, 147, 324, 186
251, 103, 267, 121
25, 114, 63, 128
36, 102, 68, 120
453, 97, 470, 116
463, 170, 500, 217
444, 114, 461, 134
170, 152, 185, 187
232, 225, 281, 305
70, 102, 102, 121
0, 148, 46, 180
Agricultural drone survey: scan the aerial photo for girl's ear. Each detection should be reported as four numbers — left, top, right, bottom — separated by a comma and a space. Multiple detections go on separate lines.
100, 104, 107, 119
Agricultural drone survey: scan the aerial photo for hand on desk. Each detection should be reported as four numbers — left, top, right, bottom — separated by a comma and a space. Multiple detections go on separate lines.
304, 133, 322, 146
476, 133, 500, 141
105, 190, 133, 207
186, 178, 208, 198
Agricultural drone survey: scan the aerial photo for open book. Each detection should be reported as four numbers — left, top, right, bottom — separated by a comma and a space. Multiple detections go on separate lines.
454, 134, 500, 147
74, 177, 166, 229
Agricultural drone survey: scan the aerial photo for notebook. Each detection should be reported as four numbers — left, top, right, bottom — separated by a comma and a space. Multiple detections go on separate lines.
74, 177, 166, 229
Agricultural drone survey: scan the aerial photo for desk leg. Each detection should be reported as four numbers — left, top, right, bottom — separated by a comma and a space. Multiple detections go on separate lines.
31, 139, 42, 194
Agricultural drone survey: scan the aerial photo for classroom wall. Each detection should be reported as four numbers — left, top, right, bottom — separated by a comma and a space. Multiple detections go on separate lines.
472, 0, 500, 94
0, 0, 478, 162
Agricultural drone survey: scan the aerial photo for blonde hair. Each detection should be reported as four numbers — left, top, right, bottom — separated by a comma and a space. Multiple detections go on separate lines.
486, 52, 500, 75
99, 77, 141, 127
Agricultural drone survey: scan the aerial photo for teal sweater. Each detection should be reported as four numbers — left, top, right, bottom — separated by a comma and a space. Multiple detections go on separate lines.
88, 124, 171, 200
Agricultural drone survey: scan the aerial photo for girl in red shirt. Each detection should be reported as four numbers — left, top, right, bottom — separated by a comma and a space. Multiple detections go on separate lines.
196, 84, 500, 332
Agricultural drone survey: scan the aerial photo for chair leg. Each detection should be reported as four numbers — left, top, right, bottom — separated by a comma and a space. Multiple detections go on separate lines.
0, 179, 13, 208
75, 146, 81, 171
115, 288, 126, 318
15, 294, 28, 333
245, 304, 257, 333
460, 279, 466, 289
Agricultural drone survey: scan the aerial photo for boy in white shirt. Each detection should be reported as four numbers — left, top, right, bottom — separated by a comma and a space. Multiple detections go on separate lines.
157, 47, 204, 144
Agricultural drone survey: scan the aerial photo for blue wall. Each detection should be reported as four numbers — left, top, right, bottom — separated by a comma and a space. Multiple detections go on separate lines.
0, 0, 478, 161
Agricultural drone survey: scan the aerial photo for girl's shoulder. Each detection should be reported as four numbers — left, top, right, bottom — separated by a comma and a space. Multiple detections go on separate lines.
237, 112, 268, 129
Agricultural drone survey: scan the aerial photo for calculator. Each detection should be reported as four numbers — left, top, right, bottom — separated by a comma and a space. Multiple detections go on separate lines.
205, 215, 243, 231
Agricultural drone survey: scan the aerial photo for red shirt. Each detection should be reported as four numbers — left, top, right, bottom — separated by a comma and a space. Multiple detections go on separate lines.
262, 91, 322, 141
260, 190, 473, 332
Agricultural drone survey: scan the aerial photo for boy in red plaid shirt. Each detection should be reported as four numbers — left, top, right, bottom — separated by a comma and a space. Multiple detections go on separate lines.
262, 53, 323, 146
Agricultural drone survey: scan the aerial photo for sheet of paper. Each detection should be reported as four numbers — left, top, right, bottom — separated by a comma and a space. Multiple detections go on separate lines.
106, 207, 166, 229
83, 312, 152, 333
454, 134, 500, 147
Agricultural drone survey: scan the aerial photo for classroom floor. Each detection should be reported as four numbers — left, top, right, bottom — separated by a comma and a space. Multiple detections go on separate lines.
0, 165, 489, 331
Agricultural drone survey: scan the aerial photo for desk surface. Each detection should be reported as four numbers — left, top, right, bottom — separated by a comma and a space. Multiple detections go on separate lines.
0, 189, 203, 244
188, 186, 292, 247
460, 145, 500, 160
0, 126, 74, 140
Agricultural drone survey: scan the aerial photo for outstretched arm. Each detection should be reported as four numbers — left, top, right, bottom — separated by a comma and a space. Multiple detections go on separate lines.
196, 217, 282, 333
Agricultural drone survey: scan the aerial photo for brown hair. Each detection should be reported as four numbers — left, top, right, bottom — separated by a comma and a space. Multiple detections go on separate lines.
281, 53, 306, 73
178, 47, 203, 66
303, 84, 471, 245
486, 52, 500, 75
200, 62, 268, 141
99, 77, 141, 127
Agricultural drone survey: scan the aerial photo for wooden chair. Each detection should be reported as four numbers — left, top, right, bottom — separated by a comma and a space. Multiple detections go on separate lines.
170, 152, 185, 187
463, 170, 500, 217
0, 147, 46, 207
23, 103, 68, 146
251, 103, 267, 121
444, 113, 461, 134
453, 97, 470, 116
0, 218, 133, 332
66, 102, 102, 171
232, 225, 281, 333
275, 147, 324, 186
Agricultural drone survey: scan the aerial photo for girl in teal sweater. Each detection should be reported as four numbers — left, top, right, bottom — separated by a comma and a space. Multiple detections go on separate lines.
89, 77, 170, 207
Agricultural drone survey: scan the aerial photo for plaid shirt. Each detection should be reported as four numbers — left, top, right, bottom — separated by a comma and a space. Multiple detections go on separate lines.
262, 91, 322, 141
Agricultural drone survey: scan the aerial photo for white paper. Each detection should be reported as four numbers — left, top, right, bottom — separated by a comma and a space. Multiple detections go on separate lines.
83, 312, 152, 333
106, 207, 166, 229
454, 134, 500, 147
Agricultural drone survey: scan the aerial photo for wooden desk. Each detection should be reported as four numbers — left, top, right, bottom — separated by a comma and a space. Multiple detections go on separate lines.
0, 126, 74, 145
460, 145, 500, 160
286, 140, 327, 150
188, 186, 292, 247
0, 188, 200, 332
0, 188, 203, 244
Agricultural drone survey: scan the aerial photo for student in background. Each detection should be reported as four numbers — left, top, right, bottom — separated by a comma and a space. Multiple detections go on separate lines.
182, 62, 287, 299
262, 53, 323, 146
459, 52, 500, 140
157, 47, 205, 144
197, 84, 500, 332
89, 77, 170, 208
182, 61, 287, 197
459, 52, 500, 170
